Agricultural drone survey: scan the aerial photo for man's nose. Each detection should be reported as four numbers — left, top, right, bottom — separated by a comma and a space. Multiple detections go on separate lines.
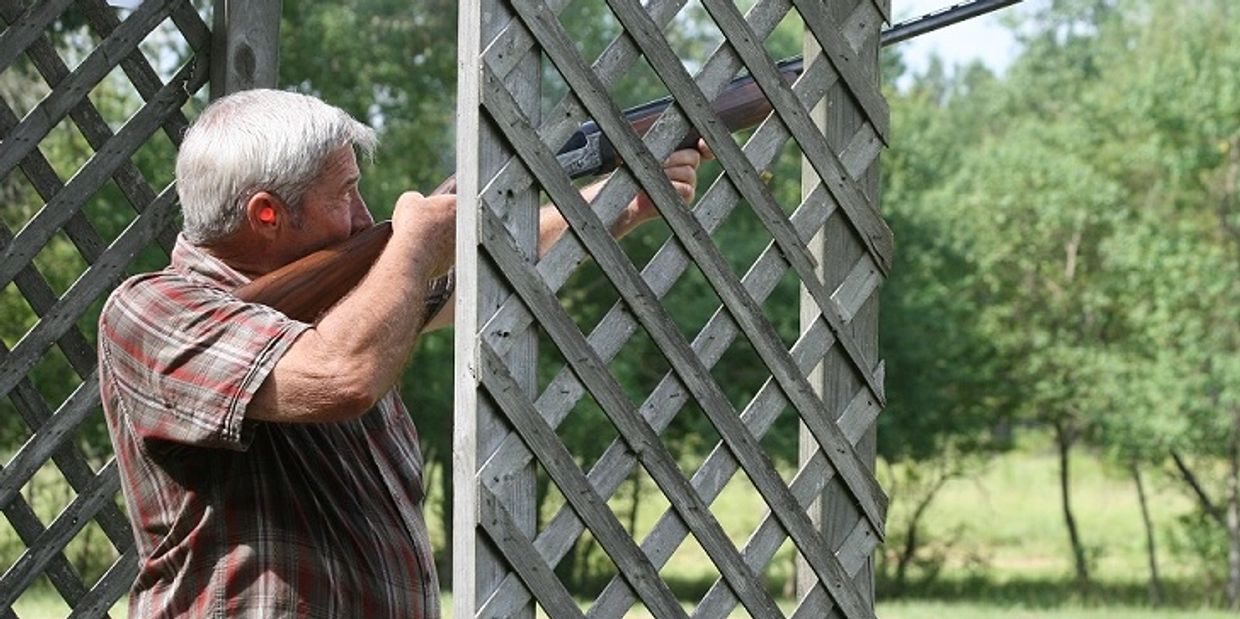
350, 198, 374, 233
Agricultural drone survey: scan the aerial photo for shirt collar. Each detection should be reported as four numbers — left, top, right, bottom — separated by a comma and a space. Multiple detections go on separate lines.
169, 233, 253, 290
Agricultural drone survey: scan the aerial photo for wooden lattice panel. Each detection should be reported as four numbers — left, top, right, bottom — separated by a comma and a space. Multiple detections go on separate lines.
456, 0, 891, 617
0, 1, 209, 615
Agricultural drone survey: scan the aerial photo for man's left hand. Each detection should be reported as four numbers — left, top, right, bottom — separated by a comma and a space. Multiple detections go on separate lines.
630, 138, 714, 224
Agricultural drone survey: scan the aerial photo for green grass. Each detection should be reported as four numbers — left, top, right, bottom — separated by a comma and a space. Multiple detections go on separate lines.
6, 434, 1224, 617
913, 435, 1199, 583
874, 601, 1235, 618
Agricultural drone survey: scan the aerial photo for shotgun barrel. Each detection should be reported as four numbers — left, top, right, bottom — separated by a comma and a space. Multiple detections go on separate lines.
235, 0, 1026, 319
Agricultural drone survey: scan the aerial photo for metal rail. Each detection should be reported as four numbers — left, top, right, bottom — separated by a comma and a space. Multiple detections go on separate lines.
881, 0, 1026, 46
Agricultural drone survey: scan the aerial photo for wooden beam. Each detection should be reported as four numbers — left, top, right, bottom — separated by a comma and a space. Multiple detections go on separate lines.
210, 0, 281, 99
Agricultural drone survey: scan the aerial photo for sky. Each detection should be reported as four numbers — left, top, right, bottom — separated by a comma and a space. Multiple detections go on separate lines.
892, 0, 1048, 79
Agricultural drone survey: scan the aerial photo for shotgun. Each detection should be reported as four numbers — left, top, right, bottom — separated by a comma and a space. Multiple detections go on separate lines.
232, 57, 798, 323
234, 0, 1025, 321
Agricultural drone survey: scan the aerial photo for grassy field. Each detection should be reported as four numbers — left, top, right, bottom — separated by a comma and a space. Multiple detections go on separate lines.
8, 435, 1224, 617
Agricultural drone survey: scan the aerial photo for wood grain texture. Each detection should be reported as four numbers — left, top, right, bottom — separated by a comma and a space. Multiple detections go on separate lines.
479, 63, 874, 619
0, 184, 180, 398
478, 486, 586, 619
209, 0, 281, 98
0, 57, 205, 294
479, 207, 783, 618
0, 0, 76, 74
0, 0, 181, 180
797, 0, 884, 609
477, 342, 689, 619
0, 373, 100, 513
511, 0, 886, 537
234, 222, 393, 323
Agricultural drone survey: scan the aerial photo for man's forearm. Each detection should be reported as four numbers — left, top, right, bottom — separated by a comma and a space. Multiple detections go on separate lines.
248, 231, 439, 422
536, 179, 644, 257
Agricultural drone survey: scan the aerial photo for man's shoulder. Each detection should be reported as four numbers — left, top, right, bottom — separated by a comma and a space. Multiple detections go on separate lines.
99, 268, 232, 342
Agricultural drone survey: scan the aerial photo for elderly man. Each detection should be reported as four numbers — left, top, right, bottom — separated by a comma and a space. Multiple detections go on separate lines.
98, 88, 707, 617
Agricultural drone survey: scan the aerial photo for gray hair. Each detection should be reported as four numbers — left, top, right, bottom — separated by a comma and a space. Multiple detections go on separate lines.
175, 89, 377, 244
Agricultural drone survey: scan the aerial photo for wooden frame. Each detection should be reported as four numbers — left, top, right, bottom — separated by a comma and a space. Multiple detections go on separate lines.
0, 1, 277, 614
453, 0, 889, 616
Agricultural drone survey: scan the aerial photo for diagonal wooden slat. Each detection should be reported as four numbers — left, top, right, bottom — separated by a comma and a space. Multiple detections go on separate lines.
773, 0, 893, 142
477, 0, 807, 347
0, 460, 121, 610
699, 0, 892, 276
476, 343, 689, 619
66, 546, 137, 619
480, 52, 849, 479
0, 101, 111, 267
0, 0, 74, 73
695, 377, 883, 618
0, 372, 100, 512
0, 225, 98, 378
496, 4, 888, 536
594, 0, 888, 412
477, 117, 881, 617
0, 476, 91, 610
0, 182, 185, 407
79, 0, 212, 101
477, 485, 586, 619
4, 341, 131, 548
0, 0, 182, 182
791, 0, 886, 125
695, 0, 892, 276
478, 71, 875, 619
0, 55, 204, 298
478, 207, 785, 619
0, 2, 189, 253
589, 317, 882, 619
479, 0, 881, 428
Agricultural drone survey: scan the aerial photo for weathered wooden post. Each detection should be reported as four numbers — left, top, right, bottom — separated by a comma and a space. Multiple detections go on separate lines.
455, 0, 891, 617
209, 0, 282, 98
454, 1, 540, 617
797, 0, 890, 609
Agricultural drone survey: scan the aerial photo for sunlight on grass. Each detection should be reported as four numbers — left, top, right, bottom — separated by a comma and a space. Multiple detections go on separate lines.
876, 601, 1236, 619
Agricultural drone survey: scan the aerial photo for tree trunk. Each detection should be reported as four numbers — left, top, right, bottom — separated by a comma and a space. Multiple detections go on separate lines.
1227, 410, 1240, 610
1054, 421, 1090, 587
1131, 463, 1163, 606
1171, 450, 1226, 527
626, 472, 642, 535
893, 472, 951, 594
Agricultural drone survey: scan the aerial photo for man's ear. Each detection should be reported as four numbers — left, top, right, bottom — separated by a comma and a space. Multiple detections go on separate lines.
244, 191, 286, 240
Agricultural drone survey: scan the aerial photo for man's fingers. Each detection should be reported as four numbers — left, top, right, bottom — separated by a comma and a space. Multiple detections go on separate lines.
663, 164, 697, 184
697, 138, 715, 161
664, 148, 701, 169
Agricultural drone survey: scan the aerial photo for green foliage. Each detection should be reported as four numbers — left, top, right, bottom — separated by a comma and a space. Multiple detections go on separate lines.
5, 0, 1240, 607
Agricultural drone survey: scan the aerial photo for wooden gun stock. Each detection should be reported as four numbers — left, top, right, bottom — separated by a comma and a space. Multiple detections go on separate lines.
232, 175, 457, 321
230, 65, 795, 317
233, 222, 393, 323
229, 1, 1030, 319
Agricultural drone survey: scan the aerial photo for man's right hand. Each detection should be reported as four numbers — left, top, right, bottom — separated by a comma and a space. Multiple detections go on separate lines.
393, 191, 456, 279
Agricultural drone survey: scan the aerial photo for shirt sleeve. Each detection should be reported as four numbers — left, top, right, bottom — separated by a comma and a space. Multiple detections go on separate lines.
98, 272, 311, 451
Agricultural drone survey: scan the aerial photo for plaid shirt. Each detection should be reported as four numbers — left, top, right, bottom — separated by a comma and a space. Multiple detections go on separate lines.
99, 235, 439, 618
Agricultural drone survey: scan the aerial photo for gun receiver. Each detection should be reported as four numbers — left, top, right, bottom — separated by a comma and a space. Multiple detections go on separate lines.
235, 0, 1025, 319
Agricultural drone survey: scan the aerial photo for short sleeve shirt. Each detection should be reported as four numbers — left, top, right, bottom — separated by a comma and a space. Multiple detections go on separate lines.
98, 235, 439, 618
